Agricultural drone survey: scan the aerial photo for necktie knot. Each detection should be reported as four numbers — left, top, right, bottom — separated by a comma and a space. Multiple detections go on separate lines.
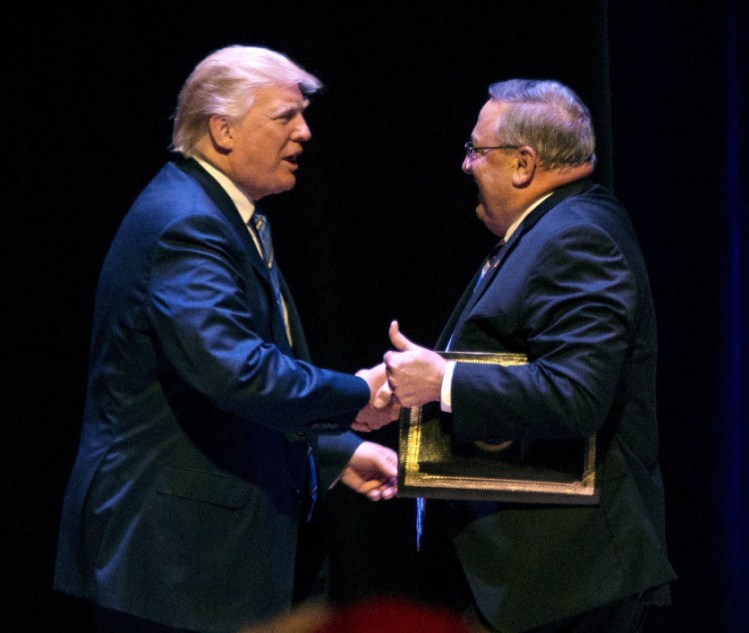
489, 237, 506, 262
251, 212, 274, 267
247, 211, 292, 345
480, 239, 505, 280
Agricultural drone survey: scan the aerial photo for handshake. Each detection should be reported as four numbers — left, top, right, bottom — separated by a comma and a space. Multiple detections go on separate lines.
340, 320, 449, 502
351, 320, 448, 433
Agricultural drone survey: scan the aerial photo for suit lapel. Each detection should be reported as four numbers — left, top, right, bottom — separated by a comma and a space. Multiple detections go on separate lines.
276, 267, 311, 361
177, 158, 304, 356
178, 158, 269, 276
442, 178, 596, 347
436, 268, 482, 349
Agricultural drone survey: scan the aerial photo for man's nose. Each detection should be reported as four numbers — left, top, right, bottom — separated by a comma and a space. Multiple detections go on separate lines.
294, 116, 312, 142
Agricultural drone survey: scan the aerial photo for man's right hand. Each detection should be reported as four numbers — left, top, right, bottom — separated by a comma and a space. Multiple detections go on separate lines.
352, 363, 401, 432
383, 320, 446, 408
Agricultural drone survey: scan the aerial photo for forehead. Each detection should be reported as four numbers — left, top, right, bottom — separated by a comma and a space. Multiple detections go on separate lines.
250, 84, 308, 113
473, 100, 508, 140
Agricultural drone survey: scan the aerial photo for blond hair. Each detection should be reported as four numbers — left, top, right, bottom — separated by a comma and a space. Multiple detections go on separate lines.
171, 45, 322, 156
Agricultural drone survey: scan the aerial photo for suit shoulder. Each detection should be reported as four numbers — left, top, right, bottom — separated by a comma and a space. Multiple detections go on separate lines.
133, 162, 218, 218
108, 163, 241, 260
117, 163, 236, 239
539, 185, 633, 237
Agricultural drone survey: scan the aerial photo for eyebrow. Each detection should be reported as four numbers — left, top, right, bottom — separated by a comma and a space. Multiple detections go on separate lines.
270, 99, 310, 118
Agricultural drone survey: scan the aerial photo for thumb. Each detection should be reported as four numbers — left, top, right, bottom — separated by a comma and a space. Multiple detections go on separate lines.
373, 382, 393, 409
389, 320, 418, 351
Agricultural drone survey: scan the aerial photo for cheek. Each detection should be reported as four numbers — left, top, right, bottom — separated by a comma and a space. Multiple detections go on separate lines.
477, 170, 502, 196
240, 132, 281, 169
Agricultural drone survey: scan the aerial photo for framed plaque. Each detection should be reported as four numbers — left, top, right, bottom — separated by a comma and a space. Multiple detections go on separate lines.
398, 351, 599, 505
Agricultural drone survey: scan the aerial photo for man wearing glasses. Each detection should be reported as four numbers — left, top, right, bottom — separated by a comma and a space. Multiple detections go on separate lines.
381, 80, 675, 632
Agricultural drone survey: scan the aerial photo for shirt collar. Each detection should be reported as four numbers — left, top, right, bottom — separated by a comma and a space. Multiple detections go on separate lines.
504, 192, 553, 242
192, 156, 256, 224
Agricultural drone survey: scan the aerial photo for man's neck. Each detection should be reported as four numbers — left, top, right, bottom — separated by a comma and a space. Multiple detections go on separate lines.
502, 163, 594, 240
534, 161, 595, 195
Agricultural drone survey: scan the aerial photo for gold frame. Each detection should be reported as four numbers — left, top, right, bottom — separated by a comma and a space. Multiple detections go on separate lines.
398, 351, 599, 504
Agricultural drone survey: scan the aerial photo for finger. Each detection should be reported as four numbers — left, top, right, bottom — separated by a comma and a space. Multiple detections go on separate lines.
378, 452, 398, 479
381, 483, 397, 499
368, 479, 397, 501
383, 351, 396, 375
351, 421, 372, 433
373, 383, 393, 409
389, 404, 402, 421
357, 479, 385, 495
372, 410, 400, 430
389, 320, 418, 351
365, 488, 383, 501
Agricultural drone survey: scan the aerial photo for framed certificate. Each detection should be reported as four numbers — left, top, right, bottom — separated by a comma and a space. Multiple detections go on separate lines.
398, 351, 599, 505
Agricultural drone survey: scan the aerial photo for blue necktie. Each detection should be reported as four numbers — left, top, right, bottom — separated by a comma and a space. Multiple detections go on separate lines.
250, 212, 292, 345
306, 446, 318, 522
416, 239, 507, 550
249, 212, 316, 520
476, 238, 505, 288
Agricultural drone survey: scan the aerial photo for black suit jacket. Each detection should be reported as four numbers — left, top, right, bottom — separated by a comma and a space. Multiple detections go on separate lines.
432, 179, 676, 631
54, 159, 369, 632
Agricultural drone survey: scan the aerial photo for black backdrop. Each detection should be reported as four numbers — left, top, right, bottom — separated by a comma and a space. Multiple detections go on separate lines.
3, 1, 747, 632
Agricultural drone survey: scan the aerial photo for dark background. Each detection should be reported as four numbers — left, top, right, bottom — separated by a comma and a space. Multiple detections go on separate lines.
3, 1, 747, 632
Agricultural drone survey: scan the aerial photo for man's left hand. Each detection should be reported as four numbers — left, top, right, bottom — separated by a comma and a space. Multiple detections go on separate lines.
339, 441, 398, 501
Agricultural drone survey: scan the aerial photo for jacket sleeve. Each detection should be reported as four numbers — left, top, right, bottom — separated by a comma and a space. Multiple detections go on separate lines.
450, 221, 637, 442
315, 431, 365, 490
146, 211, 369, 432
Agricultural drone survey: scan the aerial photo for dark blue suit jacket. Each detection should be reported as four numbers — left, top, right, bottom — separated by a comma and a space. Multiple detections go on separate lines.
54, 159, 369, 632
434, 179, 676, 631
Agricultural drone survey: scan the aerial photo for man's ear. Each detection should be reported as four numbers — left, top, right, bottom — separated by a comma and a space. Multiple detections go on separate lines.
207, 115, 234, 153
512, 146, 537, 187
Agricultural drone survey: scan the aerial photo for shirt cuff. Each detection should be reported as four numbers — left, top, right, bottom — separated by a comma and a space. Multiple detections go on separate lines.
441, 360, 456, 412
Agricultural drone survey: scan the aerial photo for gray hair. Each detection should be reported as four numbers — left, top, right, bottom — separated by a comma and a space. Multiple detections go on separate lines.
488, 79, 596, 168
171, 45, 323, 156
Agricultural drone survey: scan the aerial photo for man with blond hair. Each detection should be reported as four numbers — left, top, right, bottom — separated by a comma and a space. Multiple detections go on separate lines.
54, 45, 399, 633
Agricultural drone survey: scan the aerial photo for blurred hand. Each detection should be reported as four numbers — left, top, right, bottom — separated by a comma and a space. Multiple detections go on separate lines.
383, 320, 446, 408
339, 441, 398, 501
353, 363, 401, 432
237, 601, 331, 633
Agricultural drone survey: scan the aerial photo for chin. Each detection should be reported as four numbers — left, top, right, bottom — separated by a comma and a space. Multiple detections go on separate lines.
278, 175, 297, 192
257, 178, 297, 200
475, 207, 499, 235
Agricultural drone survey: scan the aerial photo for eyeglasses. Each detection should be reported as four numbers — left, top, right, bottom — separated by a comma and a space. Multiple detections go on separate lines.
464, 141, 519, 160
